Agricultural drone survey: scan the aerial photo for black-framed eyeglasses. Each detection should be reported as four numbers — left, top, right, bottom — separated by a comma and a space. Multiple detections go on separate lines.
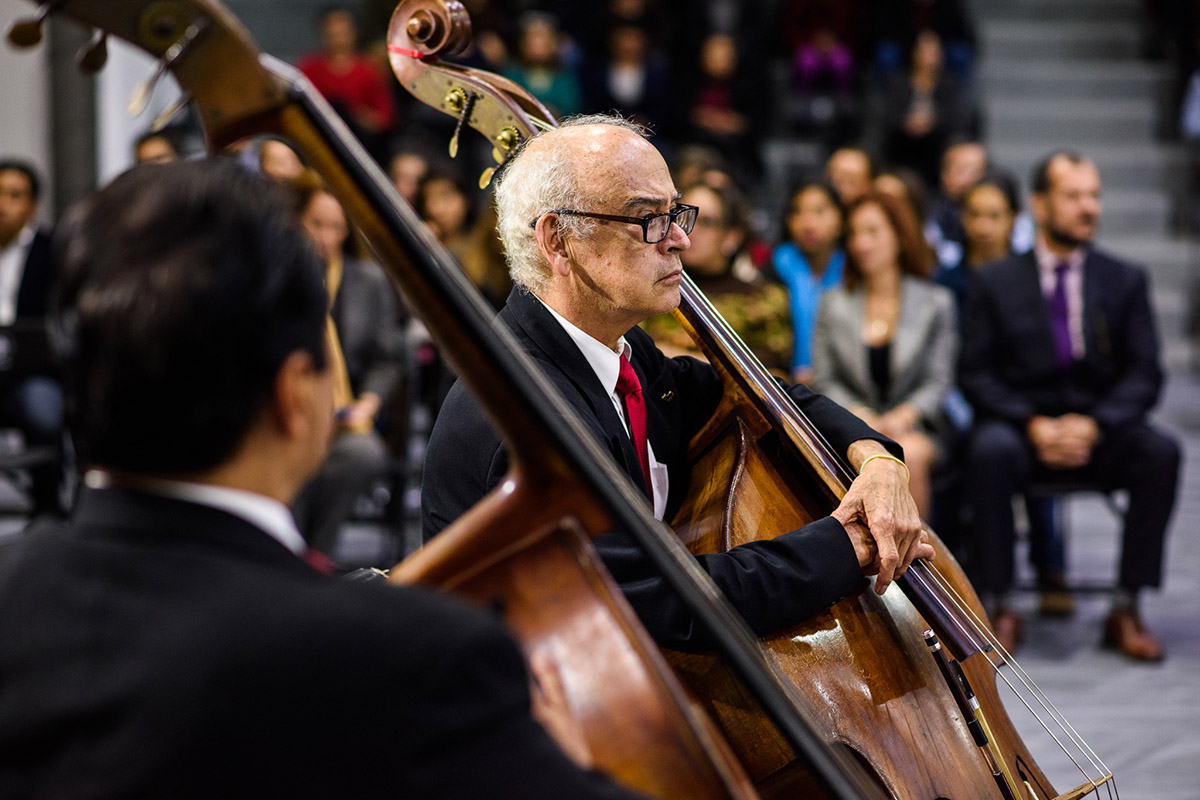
530, 204, 699, 244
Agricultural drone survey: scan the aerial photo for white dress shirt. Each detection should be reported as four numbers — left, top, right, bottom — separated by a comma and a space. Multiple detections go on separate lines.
538, 299, 670, 520
0, 223, 35, 326
84, 470, 308, 556
1034, 238, 1086, 360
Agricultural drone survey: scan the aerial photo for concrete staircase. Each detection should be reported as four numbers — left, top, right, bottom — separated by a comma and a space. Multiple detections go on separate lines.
973, 0, 1197, 370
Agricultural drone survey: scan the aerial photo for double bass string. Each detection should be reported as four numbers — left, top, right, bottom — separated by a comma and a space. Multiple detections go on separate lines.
681, 276, 1118, 799
915, 563, 1119, 799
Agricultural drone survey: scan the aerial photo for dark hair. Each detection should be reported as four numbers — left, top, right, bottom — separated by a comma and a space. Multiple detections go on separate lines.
964, 170, 1021, 215
54, 159, 328, 474
827, 147, 876, 178
287, 168, 359, 259
681, 176, 748, 233
414, 165, 475, 228
875, 166, 930, 224
0, 159, 41, 202
134, 128, 182, 157
779, 178, 844, 244
318, 3, 357, 26
257, 136, 307, 171
1031, 150, 1087, 195
842, 191, 935, 289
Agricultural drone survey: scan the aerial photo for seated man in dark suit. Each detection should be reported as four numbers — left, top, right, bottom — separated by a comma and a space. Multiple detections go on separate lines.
0, 158, 63, 515
960, 150, 1181, 661
0, 160, 642, 799
423, 114, 934, 652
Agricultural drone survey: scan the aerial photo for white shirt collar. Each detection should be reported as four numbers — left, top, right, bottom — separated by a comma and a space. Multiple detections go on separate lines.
1033, 235, 1084, 276
536, 296, 632, 395
84, 470, 307, 556
530, 295, 669, 520
2, 223, 36, 254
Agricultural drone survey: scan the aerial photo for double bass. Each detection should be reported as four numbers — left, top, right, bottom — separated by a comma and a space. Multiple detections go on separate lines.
7, 0, 1115, 796
382, 4, 1119, 798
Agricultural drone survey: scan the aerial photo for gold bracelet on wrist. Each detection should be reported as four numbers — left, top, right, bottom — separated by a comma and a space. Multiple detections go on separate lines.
858, 453, 910, 482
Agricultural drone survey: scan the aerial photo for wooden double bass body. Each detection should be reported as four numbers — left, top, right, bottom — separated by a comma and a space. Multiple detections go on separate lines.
664, 286, 1058, 798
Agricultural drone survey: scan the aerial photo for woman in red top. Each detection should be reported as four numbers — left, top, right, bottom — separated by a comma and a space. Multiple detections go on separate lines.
299, 6, 396, 160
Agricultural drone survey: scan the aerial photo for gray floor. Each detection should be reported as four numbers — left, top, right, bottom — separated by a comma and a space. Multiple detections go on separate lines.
994, 372, 1200, 799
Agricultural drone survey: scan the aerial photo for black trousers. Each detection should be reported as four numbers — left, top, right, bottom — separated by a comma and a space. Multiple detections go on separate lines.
963, 419, 1181, 594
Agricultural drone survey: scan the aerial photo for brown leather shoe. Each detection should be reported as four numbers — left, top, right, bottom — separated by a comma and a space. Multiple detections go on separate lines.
1103, 609, 1165, 662
991, 609, 1022, 656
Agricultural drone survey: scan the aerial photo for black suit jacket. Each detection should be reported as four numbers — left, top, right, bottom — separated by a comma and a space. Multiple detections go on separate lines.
0, 488, 639, 799
423, 288, 901, 651
959, 249, 1163, 431
331, 257, 405, 400
15, 229, 54, 321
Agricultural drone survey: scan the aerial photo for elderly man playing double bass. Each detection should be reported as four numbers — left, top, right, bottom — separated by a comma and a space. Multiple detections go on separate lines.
423, 115, 933, 650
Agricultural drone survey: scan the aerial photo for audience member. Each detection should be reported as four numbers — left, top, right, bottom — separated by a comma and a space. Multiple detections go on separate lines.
824, 146, 875, 206
926, 140, 987, 267
959, 152, 1181, 660
503, 12, 583, 118
669, 0, 770, 81
288, 172, 404, 560
412, 167, 477, 415
580, 21, 674, 138
812, 192, 953, 519
458, 202, 514, 309
0, 159, 64, 516
881, 30, 972, 189
770, 179, 846, 383
387, 143, 430, 206
935, 172, 1016, 311
780, 0, 861, 97
415, 166, 475, 265
0, 159, 638, 797
133, 129, 182, 165
873, 166, 931, 233
298, 5, 397, 163
935, 172, 1068, 609
671, 143, 731, 192
683, 33, 765, 186
868, 0, 977, 83
640, 178, 792, 375
258, 136, 306, 183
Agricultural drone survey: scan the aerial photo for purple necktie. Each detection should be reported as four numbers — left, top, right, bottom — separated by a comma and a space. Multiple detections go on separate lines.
1049, 262, 1073, 369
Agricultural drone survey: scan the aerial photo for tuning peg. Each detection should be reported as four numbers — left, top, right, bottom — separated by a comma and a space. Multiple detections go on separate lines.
444, 88, 477, 159
6, 0, 66, 48
479, 167, 495, 190
76, 29, 108, 73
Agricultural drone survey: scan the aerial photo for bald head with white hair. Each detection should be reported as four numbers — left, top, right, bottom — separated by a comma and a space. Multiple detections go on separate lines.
493, 114, 690, 348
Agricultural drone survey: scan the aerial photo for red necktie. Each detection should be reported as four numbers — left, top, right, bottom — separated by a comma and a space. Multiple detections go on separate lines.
304, 547, 336, 575
616, 355, 653, 499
